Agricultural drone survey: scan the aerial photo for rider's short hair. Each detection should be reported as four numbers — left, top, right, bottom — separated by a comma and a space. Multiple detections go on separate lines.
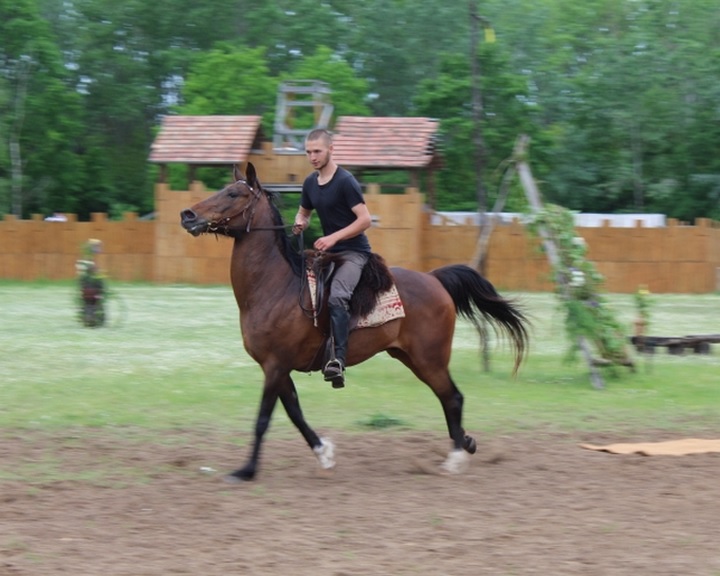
306, 128, 333, 144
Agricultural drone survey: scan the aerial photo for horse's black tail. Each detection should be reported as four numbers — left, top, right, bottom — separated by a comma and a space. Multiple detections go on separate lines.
430, 264, 529, 374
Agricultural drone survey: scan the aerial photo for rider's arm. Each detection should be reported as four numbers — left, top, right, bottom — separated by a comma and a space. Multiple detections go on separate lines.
293, 206, 313, 234
312, 203, 371, 252
332, 203, 372, 242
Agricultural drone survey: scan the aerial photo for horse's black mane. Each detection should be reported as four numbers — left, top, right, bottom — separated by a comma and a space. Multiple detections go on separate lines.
263, 189, 304, 277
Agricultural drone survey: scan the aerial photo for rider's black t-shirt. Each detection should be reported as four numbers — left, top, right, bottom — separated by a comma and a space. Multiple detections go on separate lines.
300, 167, 371, 254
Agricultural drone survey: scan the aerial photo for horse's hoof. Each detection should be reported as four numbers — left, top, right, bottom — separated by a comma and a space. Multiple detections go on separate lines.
313, 438, 336, 470
440, 449, 469, 475
463, 435, 477, 455
225, 467, 256, 483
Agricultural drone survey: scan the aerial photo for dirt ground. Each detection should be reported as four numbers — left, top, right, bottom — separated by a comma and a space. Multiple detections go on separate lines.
1, 428, 719, 576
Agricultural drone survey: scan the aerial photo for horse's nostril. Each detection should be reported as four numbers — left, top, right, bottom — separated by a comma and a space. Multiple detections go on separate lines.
181, 209, 197, 222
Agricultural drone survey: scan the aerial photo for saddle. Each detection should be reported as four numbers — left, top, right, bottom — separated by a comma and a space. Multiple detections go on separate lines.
301, 251, 404, 373
306, 251, 395, 320
299, 252, 405, 373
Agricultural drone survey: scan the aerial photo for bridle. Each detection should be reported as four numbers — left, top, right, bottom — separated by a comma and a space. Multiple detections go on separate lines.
206, 178, 308, 270
203, 179, 315, 318
206, 180, 290, 236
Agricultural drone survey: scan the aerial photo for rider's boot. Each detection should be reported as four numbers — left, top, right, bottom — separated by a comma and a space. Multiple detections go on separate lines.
324, 305, 350, 389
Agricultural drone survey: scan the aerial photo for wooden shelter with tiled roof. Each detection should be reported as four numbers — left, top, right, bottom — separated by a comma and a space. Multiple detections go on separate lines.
149, 115, 264, 164
149, 115, 265, 182
149, 114, 442, 192
332, 116, 440, 170
332, 116, 441, 204
147, 108, 445, 277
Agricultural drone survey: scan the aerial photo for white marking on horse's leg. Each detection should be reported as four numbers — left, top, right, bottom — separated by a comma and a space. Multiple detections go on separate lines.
440, 449, 469, 474
313, 438, 336, 470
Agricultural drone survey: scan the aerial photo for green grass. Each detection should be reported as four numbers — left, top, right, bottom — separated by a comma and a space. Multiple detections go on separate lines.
1, 281, 718, 436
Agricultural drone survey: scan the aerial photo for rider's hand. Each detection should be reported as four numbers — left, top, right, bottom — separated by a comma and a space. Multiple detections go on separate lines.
313, 235, 336, 251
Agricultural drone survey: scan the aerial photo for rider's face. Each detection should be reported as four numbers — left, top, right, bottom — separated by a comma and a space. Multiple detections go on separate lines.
305, 138, 332, 171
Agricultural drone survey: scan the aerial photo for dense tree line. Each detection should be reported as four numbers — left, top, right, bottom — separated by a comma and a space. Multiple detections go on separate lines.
1, 0, 718, 220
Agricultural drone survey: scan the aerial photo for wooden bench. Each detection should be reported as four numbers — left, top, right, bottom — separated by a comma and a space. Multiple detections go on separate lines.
630, 334, 720, 355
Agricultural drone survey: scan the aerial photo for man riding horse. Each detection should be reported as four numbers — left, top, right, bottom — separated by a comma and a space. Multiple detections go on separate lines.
180, 161, 528, 480
292, 128, 373, 389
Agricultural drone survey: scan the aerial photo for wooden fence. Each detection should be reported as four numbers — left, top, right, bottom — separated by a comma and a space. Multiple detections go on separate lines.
362, 186, 720, 293
0, 212, 155, 282
1, 183, 718, 293
415, 212, 720, 293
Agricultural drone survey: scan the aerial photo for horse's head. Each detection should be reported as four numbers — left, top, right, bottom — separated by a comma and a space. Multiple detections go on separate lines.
180, 163, 264, 237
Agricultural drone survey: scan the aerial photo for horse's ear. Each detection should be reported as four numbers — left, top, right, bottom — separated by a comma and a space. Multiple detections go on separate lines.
246, 162, 260, 190
233, 164, 243, 182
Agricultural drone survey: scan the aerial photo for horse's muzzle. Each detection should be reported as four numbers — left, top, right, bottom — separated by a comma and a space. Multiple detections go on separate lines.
180, 209, 207, 236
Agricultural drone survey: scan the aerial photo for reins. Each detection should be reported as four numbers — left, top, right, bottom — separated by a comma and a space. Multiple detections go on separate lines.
205, 179, 317, 320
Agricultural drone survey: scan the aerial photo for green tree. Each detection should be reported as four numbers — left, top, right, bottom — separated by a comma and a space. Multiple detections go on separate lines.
241, 1, 352, 75
173, 44, 277, 190
494, 0, 720, 220
2, 0, 716, 222
39, 0, 268, 217
179, 44, 278, 121
339, 1, 471, 116
414, 48, 539, 211
0, 0, 84, 217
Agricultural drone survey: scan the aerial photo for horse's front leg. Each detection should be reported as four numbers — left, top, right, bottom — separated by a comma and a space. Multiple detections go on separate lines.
279, 375, 335, 471
227, 381, 279, 482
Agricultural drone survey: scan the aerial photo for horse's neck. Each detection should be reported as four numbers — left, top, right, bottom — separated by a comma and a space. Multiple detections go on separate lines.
230, 222, 296, 308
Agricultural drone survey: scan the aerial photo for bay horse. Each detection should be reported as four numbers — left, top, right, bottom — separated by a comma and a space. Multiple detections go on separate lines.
180, 163, 529, 481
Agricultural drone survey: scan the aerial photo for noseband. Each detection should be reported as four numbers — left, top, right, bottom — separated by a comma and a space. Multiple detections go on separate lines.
208, 180, 288, 235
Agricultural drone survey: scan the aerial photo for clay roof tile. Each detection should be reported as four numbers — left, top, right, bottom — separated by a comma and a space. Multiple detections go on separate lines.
149, 115, 262, 164
332, 116, 439, 169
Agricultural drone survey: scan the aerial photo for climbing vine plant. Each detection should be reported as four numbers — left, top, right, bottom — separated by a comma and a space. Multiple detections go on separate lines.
527, 204, 632, 367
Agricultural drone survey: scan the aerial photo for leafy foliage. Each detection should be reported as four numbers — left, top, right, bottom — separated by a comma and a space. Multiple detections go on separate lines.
1, 0, 718, 220
179, 44, 278, 124
413, 48, 542, 210
527, 204, 632, 366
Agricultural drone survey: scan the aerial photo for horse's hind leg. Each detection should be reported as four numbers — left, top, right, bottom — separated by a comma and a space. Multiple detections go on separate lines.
279, 376, 335, 470
389, 351, 475, 473
430, 378, 478, 473
438, 378, 477, 452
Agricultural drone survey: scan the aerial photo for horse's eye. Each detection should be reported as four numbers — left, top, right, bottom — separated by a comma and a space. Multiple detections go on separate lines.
228, 190, 239, 199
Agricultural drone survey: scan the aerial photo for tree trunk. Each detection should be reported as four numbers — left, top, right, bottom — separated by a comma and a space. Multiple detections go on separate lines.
469, 1, 490, 372
10, 57, 32, 217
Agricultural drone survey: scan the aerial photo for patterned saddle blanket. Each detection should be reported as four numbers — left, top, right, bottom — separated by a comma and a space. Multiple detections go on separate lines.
307, 268, 405, 329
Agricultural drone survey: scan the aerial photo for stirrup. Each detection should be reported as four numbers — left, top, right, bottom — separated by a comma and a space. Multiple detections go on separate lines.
323, 359, 345, 389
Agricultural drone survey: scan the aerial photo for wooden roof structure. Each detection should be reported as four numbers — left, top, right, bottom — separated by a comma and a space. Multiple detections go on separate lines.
149, 115, 263, 164
332, 116, 440, 169
149, 114, 441, 170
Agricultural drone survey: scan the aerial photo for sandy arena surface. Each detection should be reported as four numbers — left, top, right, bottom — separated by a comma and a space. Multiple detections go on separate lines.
2, 428, 719, 575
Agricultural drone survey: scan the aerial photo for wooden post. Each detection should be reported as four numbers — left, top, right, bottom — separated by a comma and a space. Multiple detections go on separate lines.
516, 135, 605, 390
